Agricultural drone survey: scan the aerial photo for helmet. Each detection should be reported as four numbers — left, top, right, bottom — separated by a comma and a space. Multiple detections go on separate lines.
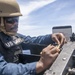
0, 0, 22, 36
0, 0, 22, 17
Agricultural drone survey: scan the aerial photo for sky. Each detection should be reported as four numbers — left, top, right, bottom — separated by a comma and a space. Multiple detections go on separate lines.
17, 0, 75, 37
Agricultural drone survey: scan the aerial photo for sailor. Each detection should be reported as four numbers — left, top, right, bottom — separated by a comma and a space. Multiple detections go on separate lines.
0, 0, 66, 75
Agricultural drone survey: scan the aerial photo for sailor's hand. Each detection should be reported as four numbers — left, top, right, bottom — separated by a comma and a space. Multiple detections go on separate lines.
51, 33, 67, 47
36, 45, 60, 73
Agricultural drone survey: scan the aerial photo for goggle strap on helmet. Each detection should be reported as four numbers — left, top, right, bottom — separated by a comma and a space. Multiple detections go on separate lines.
1, 17, 4, 26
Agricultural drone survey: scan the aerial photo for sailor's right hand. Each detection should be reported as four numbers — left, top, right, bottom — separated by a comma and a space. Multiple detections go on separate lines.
36, 45, 60, 73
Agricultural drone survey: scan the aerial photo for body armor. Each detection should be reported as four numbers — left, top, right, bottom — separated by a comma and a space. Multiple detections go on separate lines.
0, 32, 23, 63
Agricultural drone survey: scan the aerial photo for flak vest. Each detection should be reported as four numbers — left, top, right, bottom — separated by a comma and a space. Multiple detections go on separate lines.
0, 32, 23, 63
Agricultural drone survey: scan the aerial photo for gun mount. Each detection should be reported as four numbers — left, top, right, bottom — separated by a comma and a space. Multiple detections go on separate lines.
43, 41, 75, 75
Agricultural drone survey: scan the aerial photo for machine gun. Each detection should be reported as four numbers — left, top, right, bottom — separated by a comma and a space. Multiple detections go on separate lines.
43, 26, 75, 75
43, 41, 75, 75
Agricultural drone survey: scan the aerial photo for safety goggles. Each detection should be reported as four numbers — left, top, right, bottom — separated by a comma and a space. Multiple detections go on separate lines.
4, 17, 19, 24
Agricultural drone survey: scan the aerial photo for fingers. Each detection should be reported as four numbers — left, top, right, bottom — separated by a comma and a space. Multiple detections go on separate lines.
40, 45, 60, 56
45, 44, 55, 50
64, 37, 67, 44
52, 34, 60, 44
52, 33, 67, 46
60, 33, 67, 45
51, 52, 59, 58
50, 46, 60, 54
40, 45, 54, 55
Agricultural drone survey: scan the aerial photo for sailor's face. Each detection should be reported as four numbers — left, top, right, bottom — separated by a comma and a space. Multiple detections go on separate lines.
4, 17, 19, 33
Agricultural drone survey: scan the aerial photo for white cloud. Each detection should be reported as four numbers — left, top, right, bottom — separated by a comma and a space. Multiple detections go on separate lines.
51, 12, 75, 21
18, 25, 52, 36
20, 0, 56, 17
55, 2, 68, 11
18, 0, 56, 25
66, 13, 75, 20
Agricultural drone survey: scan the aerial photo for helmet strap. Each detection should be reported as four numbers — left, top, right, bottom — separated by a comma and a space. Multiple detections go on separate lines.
0, 17, 16, 36
1, 17, 4, 26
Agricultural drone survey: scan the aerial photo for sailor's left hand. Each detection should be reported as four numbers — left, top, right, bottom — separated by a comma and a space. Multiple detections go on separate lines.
51, 33, 67, 47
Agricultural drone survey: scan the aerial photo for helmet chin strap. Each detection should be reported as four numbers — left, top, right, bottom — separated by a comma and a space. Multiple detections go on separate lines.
1, 17, 4, 26
0, 17, 16, 36
0, 17, 5, 32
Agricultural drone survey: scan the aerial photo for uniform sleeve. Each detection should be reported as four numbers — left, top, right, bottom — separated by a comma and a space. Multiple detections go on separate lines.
18, 33, 54, 45
0, 53, 37, 75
